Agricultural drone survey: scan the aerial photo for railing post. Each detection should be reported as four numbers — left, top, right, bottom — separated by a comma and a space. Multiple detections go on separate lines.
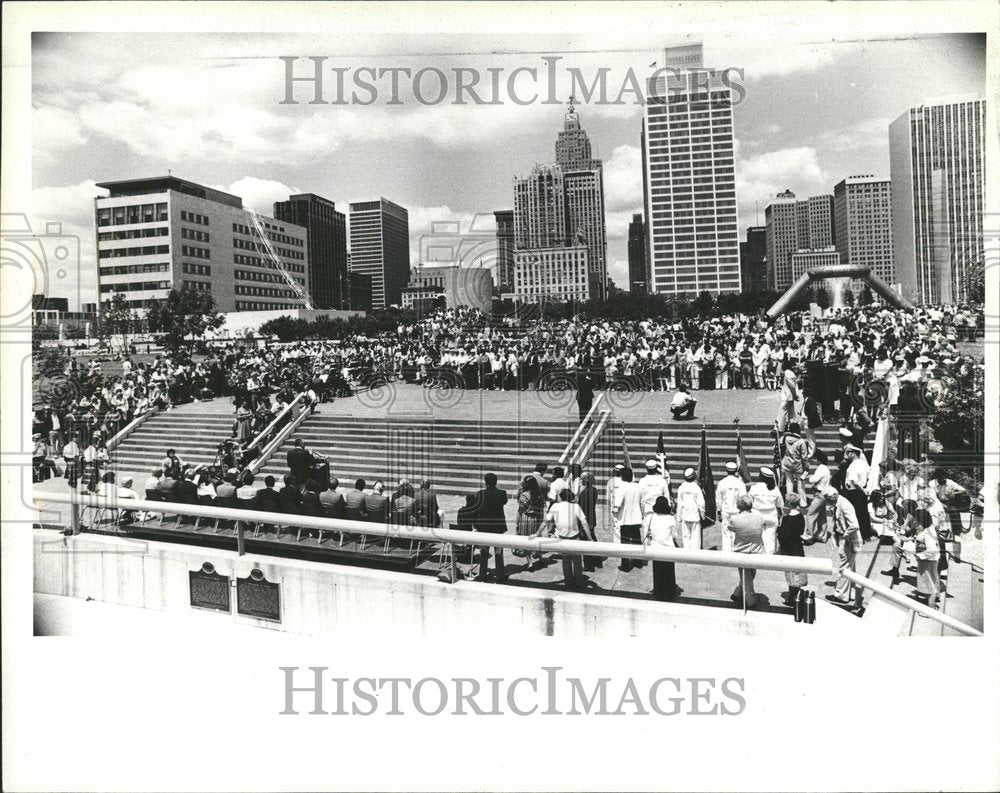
448, 542, 457, 584
69, 490, 81, 535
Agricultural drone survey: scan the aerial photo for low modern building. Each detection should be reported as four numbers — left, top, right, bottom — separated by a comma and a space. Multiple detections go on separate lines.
401, 264, 493, 314
513, 244, 590, 305
94, 176, 310, 315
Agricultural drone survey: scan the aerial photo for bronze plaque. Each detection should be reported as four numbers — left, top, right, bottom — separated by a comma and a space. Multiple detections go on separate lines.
236, 569, 281, 622
189, 563, 231, 613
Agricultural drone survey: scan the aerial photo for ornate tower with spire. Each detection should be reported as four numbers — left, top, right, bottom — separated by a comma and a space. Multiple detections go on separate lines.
556, 95, 597, 168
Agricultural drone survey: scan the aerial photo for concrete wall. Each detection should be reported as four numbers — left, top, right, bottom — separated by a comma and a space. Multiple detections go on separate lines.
33, 531, 818, 637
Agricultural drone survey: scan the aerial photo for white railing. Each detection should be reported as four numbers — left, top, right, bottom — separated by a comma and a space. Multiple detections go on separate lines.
105, 407, 159, 452
33, 492, 984, 636
844, 570, 982, 637
246, 394, 304, 455
558, 391, 605, 466
247, 394, 310, 475
35, 489, 832, 573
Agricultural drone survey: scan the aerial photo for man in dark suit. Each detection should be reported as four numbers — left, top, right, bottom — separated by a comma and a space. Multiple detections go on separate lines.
286, 439, 313, 484
343, 478, 368, 521
277, 474, 301, 514
257, 475, 282, 514
176, 470, 199, 505
319, 477, 344, 518
413, 478, 440, 527
473, 472, 508, 582
364, 481, 389, 524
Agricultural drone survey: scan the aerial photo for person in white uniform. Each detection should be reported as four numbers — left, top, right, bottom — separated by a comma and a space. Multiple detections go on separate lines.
675, 467, 706, 550
716, 461, 748, 553
748, 466, 784, 554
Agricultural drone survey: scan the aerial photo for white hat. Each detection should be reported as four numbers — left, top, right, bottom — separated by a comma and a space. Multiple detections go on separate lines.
845, 444, 862, 455
760, 466, 774, 479
838, 428, 854, 439
683, 467, 696, 481
725, 461, 738, 473
613, 463, 625, 472
644, 459, 659, 470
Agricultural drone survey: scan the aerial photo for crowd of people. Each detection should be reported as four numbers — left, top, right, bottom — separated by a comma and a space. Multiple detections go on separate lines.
34, 299, 984, 614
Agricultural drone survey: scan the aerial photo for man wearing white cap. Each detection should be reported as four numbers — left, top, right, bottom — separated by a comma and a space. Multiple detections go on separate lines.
676, 467, 706, 550
716, 462, 747, 553
606, 463, 625, 542
823, 486, 861, 606
842, 445, 874, 541
639, 459, 671, 518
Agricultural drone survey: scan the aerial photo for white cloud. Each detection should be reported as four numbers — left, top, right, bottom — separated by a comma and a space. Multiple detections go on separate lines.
405, 205, 498, 268
30, 180, 104, 308
222, 177, 300, 215
603, 144, 643, 211
735, 146, 831, 231
33, 106, 87, 157
608, 258, 629, 288
816, 117, 893, 155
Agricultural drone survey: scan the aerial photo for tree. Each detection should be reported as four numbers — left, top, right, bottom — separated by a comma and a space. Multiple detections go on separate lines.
814, 286, 831, 310
103, 292, 136, 351
859, 285, 874, 306
145, 288, 224, 352
843, 288, 856, 308
962, 258, 986, 304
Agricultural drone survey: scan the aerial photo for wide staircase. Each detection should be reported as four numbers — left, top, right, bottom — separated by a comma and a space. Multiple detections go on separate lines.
111, 410, 235, 476
259, 415, 576, 495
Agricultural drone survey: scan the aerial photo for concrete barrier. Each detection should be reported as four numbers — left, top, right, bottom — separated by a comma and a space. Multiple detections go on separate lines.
32, 530, 818, 637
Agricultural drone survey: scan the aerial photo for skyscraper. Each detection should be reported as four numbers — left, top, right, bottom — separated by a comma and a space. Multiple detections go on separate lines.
889, 95, 986, 304
833, 175, 894, 289
511, 102, 607, 302
641, 42, 740, 296
348, 198, 410, 310
556, 100, 608, 299
274, 193, 348, 309
764, 191, 834, 291
627, 213, 648, 294
739, 226, 767, 293
493, 209, 515, 294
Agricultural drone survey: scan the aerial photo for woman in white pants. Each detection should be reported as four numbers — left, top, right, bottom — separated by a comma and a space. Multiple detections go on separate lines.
748, 466, 784, 554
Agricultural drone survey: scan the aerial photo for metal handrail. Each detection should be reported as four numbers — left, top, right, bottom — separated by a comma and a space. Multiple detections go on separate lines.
105, 407, 159, 452
558, 391, 605, 465
35, 490, 833, 575
844, 570, 982, 637
247, 395, 311, 475
246, 393, 304, 452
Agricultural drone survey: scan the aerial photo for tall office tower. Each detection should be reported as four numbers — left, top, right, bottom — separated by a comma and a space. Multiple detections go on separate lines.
627, 213, 648, 294
493, 209, 515, 294
274, 193, 348, 309
765, 191, 835, 290
833, 175, 895, 288
348, 198, 410, 310
739, 226, 767, 293
94, 176, 309, 314
889, 95, 986, 304
641, 42, 740, 296
556, 101, 608, 299
514, 163, 566, 250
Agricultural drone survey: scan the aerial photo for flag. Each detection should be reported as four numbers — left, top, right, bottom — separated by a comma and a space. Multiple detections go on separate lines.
734, 424, 752, 482
621, 421, 631, 469
772, 423, 784, 490
656, 429, 667, 475
697, 426, 716, 527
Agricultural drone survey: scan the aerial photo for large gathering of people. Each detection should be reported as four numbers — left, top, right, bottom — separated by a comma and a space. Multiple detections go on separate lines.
34, 299, 985, 614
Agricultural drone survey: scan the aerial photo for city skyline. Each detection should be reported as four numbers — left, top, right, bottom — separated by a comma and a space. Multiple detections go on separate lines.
31, 31, 986, 306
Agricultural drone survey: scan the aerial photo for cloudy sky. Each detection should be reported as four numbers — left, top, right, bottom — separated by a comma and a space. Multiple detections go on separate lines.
31, 29, 986, 306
